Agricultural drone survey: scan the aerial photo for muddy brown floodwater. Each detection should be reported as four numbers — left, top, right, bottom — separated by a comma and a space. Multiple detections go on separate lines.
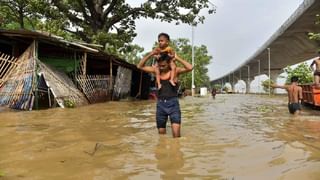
0, 94, 320, 180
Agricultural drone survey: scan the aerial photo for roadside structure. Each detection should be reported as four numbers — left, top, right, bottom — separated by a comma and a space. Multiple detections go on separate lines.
0, 29, 150, 110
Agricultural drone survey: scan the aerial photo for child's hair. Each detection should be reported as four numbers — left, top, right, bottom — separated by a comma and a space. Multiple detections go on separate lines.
291, 76, 299, 83
158, 32, 170, 41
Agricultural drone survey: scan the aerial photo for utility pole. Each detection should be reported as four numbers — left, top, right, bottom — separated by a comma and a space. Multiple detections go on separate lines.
258, 59, 261, 94
191, 25, 195, 96
267, 48, 271, 96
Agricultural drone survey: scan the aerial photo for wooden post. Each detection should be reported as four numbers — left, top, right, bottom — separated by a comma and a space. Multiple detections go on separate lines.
110, 59, 113, 100
34, 40, 39, 110
83, 52, 87, 75
48, 88, 51, 108
74, 52, 77, 79
110, 59, 113, 88
136, 71, 143, 98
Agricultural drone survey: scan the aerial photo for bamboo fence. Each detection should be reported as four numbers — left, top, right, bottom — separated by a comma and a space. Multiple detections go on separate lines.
75, 55, 112, 103
0, 42, 36, 110
0, 52, 18, 87
76, 74, 111, 103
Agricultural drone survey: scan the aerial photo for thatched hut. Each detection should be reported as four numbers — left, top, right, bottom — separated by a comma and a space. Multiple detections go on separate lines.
0, 29, 150, 110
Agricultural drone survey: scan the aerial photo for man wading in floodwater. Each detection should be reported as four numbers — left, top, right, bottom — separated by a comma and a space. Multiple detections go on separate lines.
271, 76, 303, 115
137, 47, 192, 138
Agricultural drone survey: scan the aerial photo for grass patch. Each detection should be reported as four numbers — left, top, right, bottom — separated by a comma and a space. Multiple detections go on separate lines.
256, 105, 275, 113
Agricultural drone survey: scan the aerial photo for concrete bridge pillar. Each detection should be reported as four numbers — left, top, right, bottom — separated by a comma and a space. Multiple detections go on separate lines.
232, 75, 240, 93
228, 74, 233, 92
231, 73, 236, 92
221, 79, 225, 92
245, 79, 252, 93
270, 73, 280, 83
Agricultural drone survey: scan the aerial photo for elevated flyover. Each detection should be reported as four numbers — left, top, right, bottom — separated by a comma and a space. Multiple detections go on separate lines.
211, 0, 320, 90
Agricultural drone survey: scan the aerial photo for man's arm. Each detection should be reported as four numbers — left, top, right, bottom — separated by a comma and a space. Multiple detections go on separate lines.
271, 84, 287, 89
175, 54, 193, 74
137, 51, 156, 73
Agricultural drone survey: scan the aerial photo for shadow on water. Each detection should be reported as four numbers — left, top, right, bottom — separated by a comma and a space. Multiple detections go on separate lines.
0, 94, 319, 179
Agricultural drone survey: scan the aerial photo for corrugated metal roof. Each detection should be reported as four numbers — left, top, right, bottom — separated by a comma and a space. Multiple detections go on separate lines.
0, 29, 99, 53
0, 29, 139, 71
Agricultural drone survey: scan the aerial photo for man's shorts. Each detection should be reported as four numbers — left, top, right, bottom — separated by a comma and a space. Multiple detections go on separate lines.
288, 103, 301, 114
156, 97, 181, 128
314, 70, 320, 76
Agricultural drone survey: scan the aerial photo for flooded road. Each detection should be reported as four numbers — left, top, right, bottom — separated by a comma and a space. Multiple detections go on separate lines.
0, 94, 320, 180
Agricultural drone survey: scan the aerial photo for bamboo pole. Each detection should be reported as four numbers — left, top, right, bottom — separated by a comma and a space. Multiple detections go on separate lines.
110, 59, 113, 88
110, 59, 113, 100
34, 40, 39, 110
83, 52, 87, 75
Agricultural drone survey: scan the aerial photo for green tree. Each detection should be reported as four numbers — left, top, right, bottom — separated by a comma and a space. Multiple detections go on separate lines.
0, 0, 47, 29
0, 0, 80, 40
309, 14, 320, 41
170, 38, 212, 89
261, 79, 275, 94
284, 63, 313, 84
212, 84, 221, 90
0, 1, 215, 55
35, 19, 78, 41
119, 44, 145, 65
41, 0, 215, 50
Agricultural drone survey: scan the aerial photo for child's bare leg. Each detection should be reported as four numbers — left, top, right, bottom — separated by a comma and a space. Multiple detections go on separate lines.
169, 61, 177, 86
155, 67, 161, 89
169, 70, 176, 86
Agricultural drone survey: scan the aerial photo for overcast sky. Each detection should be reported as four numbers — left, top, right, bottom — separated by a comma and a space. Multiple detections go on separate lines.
130, 0, 304, 80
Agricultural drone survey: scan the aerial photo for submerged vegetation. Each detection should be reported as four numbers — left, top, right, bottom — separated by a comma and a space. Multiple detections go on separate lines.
256, 105, 275, 113
63, 99, 76, 108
